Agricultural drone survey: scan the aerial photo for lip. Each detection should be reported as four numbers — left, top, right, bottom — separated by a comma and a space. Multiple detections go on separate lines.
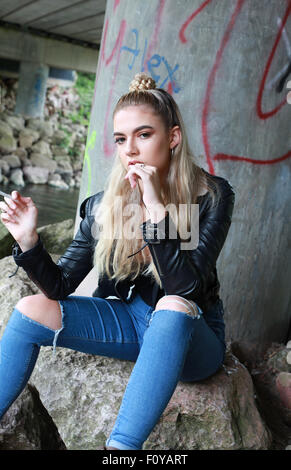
128, 160, 143, 166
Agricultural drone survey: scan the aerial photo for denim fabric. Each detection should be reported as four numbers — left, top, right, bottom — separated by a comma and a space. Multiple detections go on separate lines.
0, 290, 225, 450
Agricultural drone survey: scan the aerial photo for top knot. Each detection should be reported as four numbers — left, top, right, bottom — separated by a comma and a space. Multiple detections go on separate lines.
129, 73, 156, 92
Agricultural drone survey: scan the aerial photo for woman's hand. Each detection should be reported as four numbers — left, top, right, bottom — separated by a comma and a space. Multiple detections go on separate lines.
124, 163, 167, 223
0, 191, 39, 251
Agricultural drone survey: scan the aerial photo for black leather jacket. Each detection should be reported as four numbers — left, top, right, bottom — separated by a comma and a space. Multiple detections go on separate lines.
12, 171, 235, 313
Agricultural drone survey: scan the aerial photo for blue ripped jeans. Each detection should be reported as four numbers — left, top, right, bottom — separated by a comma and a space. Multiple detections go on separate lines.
0, 289, 226, 450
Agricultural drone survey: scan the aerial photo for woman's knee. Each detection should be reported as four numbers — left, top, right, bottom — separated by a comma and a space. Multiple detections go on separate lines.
15, 294, 62, 330
155, 295, 200, 318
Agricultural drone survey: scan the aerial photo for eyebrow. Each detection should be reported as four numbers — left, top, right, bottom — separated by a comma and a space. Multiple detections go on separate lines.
113, 125, 154, 136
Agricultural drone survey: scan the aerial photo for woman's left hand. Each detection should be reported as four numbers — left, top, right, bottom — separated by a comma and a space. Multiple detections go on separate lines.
124, 163, 165, 212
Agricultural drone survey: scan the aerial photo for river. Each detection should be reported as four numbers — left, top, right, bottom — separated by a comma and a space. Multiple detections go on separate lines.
2, 183, 80, 228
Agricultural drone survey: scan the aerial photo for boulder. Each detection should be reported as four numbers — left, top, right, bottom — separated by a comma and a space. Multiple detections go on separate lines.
0, 255, 272, 450
30, 140, 52, 158
9, 168, 25, 187
3, 114, 25, 133
0, 120, 13, 137
0, 384, 66, 450
1, 154, 21, 169
0, 134, 17, 153
48, 173, 69, 190
23, 166, 49, 184
0, 159, 10, 175
250, 343, 291, 449
37, 219, 74, 254
18, 128, 40, 149
0, 223, 14, 260
30, 152, 57, 173
0, 218, 74, 260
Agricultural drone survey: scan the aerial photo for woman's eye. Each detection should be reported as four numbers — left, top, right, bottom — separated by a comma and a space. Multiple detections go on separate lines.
139, 132, 150, 139
114, 137, 125, 144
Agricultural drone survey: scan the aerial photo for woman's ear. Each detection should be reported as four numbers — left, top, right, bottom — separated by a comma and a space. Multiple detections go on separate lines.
169, 126, 182, 150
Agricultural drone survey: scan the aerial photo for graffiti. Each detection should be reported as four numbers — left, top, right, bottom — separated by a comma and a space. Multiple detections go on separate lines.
267, 17, 291, 92
86, 0, 291, 189
121, 28, 180, 93
179, 0, 291, 171
83, 130, 97, 198
179, 0, 212, 44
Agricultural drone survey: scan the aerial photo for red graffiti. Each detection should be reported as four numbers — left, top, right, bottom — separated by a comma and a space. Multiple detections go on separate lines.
179, 0, 213, 44
180, 0, 291, 173
256, 0, 291, 119
144, 0, 166, 72
114, 0, 121, 11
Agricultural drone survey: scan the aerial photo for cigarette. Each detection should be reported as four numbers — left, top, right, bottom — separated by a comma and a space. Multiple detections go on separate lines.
0, 190, 12, 199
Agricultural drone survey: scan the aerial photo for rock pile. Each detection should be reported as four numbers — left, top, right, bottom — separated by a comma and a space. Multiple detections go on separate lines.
0, 77, 87, 190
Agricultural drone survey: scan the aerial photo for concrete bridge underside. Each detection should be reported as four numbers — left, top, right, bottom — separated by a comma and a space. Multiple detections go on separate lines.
0, 0, 106, 117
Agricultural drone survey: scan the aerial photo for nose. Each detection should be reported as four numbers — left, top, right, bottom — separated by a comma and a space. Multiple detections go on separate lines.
125, 137, 138, 156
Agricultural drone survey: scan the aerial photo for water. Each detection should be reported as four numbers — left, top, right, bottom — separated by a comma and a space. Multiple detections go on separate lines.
1, 183, 80, 228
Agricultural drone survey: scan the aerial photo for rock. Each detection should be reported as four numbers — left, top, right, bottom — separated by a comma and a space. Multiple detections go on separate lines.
48, 173, 69, 190
30, 153, 57, 173
1, 154, 21, 169
55, 159, 73, 175
0, 255, 272, 450
275, 373, 291, 409
0, 384, 66, 450
27, 118, 54, 139
18, 128, 40, 148
250, 343, 291, 449
30, 140, 52, 158
4, 114, 25, 133
0, 223, 14, 259
9, 168, 25, 186
14, 147, 28, 159
27, 349, 271, 450
38, 219, 74, 254
0, 120, 13, 137
51, 129, 67, 145
0, 159, 10, 175
0, 133, 17, 153
22, 166, 49, 184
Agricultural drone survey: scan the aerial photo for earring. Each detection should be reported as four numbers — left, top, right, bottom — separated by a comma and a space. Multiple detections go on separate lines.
171, 147, 175, 159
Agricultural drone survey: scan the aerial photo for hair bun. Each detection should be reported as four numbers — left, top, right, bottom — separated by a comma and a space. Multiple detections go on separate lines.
129, 73, 156, 92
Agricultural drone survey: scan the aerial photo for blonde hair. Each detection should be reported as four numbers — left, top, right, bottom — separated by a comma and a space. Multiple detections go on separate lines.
93, 73, 220, 288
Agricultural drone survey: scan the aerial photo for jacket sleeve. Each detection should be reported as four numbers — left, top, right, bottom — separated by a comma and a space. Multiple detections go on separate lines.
140, 178, 235, 299
12, 196, 97, 300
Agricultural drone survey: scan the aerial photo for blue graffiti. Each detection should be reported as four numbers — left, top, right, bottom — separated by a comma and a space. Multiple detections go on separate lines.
121, 28, 180, 93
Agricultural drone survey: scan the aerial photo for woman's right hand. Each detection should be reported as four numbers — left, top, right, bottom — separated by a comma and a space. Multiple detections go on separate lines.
0, 190, 39, 251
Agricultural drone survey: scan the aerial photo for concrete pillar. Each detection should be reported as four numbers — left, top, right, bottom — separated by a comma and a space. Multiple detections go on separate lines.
77, 0, 291, 358
15, 61, 49, 117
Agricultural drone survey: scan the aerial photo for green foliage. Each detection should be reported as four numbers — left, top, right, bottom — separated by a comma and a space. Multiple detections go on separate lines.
69, 72, 95, 126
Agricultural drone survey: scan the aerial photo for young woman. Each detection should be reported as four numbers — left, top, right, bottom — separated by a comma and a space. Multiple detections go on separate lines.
0, 73, 235, 450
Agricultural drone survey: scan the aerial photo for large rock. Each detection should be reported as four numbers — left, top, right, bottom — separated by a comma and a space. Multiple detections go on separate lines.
18, 128, 40, 149
0, 255, 272, 450
0, 223, 14, 260
37, 218, 74, 254
22, 166, 49, 184
30, 140, 52, 158
0, 384, 66, 450
249, 343, 291, 449
1, 154, 21, 169
30, 152, 57, 173
0, 218, 74, 260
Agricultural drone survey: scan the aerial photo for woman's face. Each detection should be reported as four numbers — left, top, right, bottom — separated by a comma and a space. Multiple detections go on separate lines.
113, 105, 178, 187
